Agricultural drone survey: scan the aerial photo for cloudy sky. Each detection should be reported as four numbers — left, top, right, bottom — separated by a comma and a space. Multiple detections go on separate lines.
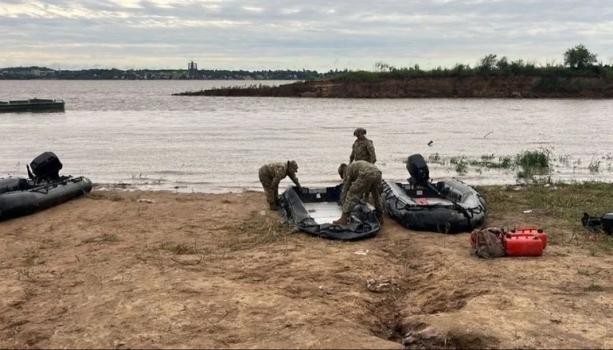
1, 0, 612, 71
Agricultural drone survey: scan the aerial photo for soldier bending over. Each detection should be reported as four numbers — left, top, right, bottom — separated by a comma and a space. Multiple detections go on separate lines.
258, 160, 301, 210
334, 160, 383, 225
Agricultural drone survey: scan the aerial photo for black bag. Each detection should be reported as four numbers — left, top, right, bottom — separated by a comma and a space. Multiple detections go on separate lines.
29, 152, 62, 181
406, 153, 429, 184
603, 213, 613, 234
582, 212, 613, 235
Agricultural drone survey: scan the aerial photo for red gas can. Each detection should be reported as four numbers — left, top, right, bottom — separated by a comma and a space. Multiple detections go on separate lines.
508, 227, 548, 248
504, 233, 544, 256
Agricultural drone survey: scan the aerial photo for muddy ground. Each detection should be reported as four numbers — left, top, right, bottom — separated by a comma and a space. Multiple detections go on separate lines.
1, 188, 611, 348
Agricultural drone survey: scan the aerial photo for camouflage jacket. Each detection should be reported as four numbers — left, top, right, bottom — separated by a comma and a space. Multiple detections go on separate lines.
340, 160, 381, 203
350, 138, 376, 163
260, 162, 300, 189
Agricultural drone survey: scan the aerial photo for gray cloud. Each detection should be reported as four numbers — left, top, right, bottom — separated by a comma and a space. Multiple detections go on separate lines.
1, 0, 612, 70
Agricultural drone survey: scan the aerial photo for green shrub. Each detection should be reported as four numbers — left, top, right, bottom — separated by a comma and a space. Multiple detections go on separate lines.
516, 149, 551, 181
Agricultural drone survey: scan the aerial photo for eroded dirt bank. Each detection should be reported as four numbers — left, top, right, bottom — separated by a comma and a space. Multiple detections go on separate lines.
1, 189, 611, 348
176, 76, 613, 98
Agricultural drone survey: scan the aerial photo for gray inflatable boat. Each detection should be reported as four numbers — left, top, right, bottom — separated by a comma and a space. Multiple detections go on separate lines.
0, 176, 92, 221
0, 152, 92, 221
383, 154, 486, 233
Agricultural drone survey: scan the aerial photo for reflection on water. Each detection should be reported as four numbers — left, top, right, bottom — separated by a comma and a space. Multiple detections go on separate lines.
1, 80, 612, 192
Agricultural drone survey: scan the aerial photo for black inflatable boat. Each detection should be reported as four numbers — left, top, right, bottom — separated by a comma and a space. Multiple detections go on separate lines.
0, 152, 92, 221
383, 154, 486, 233
0, 99, 65, 113
280, 184, 380, 240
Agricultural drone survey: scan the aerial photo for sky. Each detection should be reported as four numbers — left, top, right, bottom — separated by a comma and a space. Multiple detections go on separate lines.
1, 0, 612, 71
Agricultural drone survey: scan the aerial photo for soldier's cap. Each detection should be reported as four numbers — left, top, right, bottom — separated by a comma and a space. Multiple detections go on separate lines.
287, 160, 298, 172
353, 127, 367, 136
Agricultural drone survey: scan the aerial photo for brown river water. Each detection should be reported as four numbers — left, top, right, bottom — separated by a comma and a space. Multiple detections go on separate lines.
1, 80, 612, 192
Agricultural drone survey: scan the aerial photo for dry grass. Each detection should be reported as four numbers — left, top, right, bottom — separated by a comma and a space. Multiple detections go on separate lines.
159, 241, 204, 255
81, 233, 120, 244
223, 210, 292, 251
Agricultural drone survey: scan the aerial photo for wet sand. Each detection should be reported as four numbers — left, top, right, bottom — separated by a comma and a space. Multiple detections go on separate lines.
0, 189, 611, 348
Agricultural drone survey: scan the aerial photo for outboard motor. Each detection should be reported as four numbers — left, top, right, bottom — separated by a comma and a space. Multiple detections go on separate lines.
28, 152, 63, 183
407, 154, 429, 186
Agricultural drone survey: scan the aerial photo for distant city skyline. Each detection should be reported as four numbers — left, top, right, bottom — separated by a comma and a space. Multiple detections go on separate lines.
1, 0, 612, 71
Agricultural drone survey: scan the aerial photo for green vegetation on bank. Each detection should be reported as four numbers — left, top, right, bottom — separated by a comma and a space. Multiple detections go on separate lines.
330, 45, 613, 82
480, 183, 613, 252
430, 148, 613, 183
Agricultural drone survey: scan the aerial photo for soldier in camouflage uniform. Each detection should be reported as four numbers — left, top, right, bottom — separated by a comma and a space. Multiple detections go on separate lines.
350, 127, 376, 164
333, 160, 384, 225
258, 160, 301, 210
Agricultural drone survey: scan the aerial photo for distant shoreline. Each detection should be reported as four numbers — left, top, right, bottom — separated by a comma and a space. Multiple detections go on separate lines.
0, 66, 319, 80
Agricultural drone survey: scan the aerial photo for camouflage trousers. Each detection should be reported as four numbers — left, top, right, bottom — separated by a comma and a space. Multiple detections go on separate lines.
258, 168, 279, 208
342, 169, 383, 215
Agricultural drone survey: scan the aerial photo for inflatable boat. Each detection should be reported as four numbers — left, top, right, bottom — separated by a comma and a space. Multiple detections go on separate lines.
0, 152, 92, 221
280, 184, 380, 240
0, 99, 65, 113
383, 154, 486, 233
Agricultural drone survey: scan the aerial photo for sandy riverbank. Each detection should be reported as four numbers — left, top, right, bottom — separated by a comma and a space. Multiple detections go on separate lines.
1, 187, 612, 348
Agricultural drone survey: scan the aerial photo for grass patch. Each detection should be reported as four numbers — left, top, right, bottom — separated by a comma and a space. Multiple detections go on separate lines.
428, 153, 444, 165
584, 282, 604, 292
23, 247, 41, 266
588, 160, 601, 173
82, 233, 120, 244
16, 268, 36, 282
516, 149, 552, 182
224, 210, 291, 251
479, 182, 613, 251
468, 156, 514, 170
160, 241, 203, 255
454, 158, 468, 175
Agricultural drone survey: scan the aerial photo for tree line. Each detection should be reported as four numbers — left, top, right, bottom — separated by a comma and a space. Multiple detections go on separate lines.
331, 45, 612, 81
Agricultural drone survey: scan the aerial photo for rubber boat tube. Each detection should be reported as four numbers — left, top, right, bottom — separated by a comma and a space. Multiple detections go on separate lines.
0, 176, 92, 221
383, 178, 486, 233
280, 184, 380, 240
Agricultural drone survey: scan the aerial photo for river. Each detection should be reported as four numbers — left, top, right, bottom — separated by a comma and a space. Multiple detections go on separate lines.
1, 80, 612, 192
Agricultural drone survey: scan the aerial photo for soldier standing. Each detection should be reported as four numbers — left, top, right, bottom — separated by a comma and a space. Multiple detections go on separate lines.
349, 127, 376, 164
258, 160, 301, 210
333, 161, 383, 225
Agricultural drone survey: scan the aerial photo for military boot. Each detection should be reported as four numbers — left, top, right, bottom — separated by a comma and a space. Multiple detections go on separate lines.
333, 212, 350, 225
377, 213, 384, 225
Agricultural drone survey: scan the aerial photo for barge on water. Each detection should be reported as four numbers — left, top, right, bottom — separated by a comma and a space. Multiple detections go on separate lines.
0, 98, 65, 113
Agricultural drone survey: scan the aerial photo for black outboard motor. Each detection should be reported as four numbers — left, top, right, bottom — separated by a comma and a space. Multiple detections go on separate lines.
407, 154, 429, 185
28, 152, 63, 183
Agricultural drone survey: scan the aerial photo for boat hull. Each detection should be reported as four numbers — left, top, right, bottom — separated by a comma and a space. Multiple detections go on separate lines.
0, 176, 92, 221
0, 99, 64, 113
382, 178, 486, 233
